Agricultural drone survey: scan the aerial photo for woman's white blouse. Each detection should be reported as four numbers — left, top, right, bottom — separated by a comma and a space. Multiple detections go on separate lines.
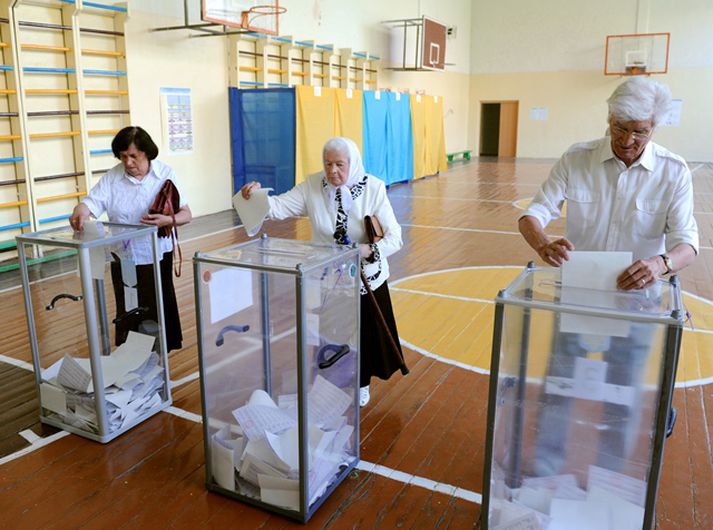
267, 173, 402, 290
82, 160, 187, 265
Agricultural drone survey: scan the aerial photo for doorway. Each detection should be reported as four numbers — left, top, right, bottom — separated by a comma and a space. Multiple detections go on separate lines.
479, 101, 519, 157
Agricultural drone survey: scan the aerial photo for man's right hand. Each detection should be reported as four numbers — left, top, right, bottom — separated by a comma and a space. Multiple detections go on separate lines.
536, 238, 575, 267
240, 181, 261, 199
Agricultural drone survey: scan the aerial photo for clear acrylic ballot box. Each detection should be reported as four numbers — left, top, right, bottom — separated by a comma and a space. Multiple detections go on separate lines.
193, 236, 361, 522
482, 263, 684, 530
17, 223, 172, 443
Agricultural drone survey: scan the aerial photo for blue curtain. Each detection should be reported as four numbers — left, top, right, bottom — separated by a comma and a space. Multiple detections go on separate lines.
385, 92, 414, 185
362, 91, 388, 183
229, 87, 296, 195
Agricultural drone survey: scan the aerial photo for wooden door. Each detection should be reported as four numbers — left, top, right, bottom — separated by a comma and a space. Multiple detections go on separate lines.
498, 101, 518, 157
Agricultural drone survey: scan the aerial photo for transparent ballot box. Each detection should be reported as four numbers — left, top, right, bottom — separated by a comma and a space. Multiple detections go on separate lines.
481, 264, 684, 530
16, 223, 172, 443
194, 236, 361, 522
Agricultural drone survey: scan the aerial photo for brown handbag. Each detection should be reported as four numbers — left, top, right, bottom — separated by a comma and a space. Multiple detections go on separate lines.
148, 179, 182, 277
364, 214, 384, 244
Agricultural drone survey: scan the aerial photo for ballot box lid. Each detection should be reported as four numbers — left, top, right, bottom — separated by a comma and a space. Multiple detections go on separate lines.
498, 266, 684, 324
195, 236, 359, 274
16, 222, 157, 249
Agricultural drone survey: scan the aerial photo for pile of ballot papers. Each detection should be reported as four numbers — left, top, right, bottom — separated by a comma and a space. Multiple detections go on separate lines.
210, 375, 356, 512
39, 331, 166, 434
490, 465, 647, 530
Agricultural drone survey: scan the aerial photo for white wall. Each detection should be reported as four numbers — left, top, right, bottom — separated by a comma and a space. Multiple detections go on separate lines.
125, 1, 474, 217
468, 0, 713, 161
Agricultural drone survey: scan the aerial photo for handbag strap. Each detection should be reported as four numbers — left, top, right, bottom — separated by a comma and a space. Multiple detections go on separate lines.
171, 226, 182, 277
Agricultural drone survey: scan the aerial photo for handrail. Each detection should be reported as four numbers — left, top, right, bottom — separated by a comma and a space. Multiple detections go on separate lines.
36, 191, 86, 203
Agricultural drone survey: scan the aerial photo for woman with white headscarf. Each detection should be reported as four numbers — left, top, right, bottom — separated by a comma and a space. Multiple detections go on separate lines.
240, 137, 407, 407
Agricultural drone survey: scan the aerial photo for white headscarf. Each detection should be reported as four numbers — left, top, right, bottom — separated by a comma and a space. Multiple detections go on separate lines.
323, 137, 365, 214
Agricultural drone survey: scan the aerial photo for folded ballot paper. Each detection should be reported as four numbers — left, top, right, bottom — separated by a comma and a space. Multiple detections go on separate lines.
39, 331, 165, 434
491, 466, 646, 530
210, 376, 355, 511
232, 188, 273, 237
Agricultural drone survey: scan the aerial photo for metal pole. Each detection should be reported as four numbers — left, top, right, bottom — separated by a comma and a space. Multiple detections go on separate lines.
295, 264, 309, 518
18, 243, 42, 389
643, 309, 683, 530
151, 231, 171, 403
78, 247, 109, 436
260, 234, 272, 396
481, 297, 506, 529
94, 278, 111, 355
507, 262, 535, 489
194, 256, 214, 488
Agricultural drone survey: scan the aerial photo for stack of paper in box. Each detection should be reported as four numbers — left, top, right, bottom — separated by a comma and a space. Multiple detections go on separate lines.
211, 375, 355, 511
38, 331, 165, 434
491, 465, 646, 530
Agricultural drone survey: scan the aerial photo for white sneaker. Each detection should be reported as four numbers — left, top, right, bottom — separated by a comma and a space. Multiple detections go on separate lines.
359, 386, 370, 407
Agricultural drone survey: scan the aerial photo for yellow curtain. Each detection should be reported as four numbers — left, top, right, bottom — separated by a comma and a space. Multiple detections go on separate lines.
424, 95, 448, 174
334, 88, 363, 155
295, 86, 335, 185
410, 94, 427, 180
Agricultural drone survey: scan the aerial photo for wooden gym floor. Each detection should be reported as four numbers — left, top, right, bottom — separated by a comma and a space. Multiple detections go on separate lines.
1, 158, 713, 529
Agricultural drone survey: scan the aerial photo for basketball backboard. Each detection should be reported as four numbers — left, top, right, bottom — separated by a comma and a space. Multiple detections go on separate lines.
604, 33, 670, 76
385, 16, 447, 71
202, 0, 283, 35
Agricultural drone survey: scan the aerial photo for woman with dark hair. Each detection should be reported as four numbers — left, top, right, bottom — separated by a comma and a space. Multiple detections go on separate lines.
69, 126, 192, 352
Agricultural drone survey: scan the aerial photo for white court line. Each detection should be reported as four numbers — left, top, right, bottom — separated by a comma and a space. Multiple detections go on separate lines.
19, 429, 40, 444
0, 431, 70, 466
401, 223, 522, 237
354, 459, 482, 504
391, 266, 713, 387
390, 194, 514, 204
0, 354, 34, 372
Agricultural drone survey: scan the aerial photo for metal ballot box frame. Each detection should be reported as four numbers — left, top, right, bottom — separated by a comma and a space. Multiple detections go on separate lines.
193, 235, 361, 523
16, 222, 172, 443
481, 263, 684, 530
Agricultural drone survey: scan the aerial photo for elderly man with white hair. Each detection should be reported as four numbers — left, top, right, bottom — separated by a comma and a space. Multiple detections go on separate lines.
520, 76, 698, 284
518, 77, 698, 476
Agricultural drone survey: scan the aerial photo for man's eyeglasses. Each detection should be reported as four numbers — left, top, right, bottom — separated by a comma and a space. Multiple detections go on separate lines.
610, 123, 653, 141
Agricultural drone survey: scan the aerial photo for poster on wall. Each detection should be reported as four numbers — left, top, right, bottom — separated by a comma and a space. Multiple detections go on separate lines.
661, 99, 682, 127
160, 87, 193, 154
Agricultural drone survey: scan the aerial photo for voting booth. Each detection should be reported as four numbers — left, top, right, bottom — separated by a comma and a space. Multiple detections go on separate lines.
194, 236, 361, 522
17, 223, 172, 443
482, 263, 684, 530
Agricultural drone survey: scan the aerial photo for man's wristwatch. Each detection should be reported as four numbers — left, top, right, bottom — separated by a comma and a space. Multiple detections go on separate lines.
660, 254, 673, 275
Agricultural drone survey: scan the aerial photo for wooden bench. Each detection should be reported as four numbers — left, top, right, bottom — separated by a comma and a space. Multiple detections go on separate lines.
447, 149, 472, 162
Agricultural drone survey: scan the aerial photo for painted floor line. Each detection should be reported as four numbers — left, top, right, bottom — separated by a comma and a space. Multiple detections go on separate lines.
390, 194, 514, 205
391, 286, 494, 305
354, 460, 482, 505
163, 406, 483, 505
401, 339, 489, 376
0, 354, 34, 372
401, 223, 523, 237
0, 430, 70, 466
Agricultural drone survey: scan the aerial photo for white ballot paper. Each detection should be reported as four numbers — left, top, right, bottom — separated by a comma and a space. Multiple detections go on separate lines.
41, 331, 165, 434
82, 221, 107, 280
560, 251, 632, 337
232, 188, 273, 237
208, 267, 253, 324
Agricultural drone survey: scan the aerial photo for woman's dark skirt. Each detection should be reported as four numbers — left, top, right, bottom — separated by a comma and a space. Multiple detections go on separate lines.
360, 280, 407, 388
110, 251, 182, 352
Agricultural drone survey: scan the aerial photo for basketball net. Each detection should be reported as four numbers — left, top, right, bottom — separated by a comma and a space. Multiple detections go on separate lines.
241, 4, 287, 31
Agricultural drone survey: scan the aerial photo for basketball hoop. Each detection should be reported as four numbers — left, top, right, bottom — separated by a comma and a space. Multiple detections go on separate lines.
241, 4, 287, 30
